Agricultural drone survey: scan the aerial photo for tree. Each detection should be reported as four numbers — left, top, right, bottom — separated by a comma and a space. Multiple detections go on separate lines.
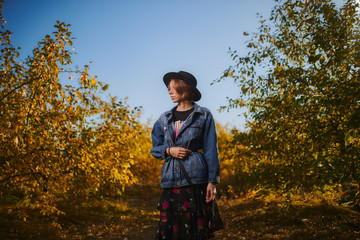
217, 0, 360, 192
0, 0, 147, 224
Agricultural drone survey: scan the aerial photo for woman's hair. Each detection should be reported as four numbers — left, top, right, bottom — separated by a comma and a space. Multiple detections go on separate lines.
170, 79, 195, 101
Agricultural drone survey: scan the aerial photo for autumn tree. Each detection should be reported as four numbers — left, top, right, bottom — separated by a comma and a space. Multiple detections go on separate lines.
217, 0, 360, 193
0, 0, 150, 225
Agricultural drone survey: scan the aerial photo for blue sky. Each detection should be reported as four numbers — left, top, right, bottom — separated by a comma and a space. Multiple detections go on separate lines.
1, 0, 346, 129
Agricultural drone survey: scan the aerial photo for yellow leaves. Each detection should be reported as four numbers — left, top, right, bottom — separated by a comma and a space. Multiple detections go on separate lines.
0, 12, 149, 228
13, 136, 19, 145
90, 78, 97, 86
51, 221, 62, 229
112, 168, 121, 180
61, 89, 66, 98
238, 100, 245, 105
67, 105, 74, 115
76, 90, 82, 99
66, 95, 73, 103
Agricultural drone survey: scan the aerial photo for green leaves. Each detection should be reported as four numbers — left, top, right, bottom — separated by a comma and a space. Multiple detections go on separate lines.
217, 0, 360, 192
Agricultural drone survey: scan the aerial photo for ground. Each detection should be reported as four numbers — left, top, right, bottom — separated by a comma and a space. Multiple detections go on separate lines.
1, 186, 360, 239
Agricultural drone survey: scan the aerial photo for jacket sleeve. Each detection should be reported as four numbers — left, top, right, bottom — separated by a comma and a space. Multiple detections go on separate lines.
202, 111, 220, 183
150, 118, 168, 160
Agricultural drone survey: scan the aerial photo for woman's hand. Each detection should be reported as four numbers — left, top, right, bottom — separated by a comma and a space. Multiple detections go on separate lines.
206, 182, 216, 203
169, 147, 191, 159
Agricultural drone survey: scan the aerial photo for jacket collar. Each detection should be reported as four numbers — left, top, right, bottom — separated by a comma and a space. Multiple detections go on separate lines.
164, 103, 203, 119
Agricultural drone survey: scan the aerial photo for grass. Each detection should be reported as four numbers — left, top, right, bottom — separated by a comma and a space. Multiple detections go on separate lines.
217, 193, 360, 239
1, 186, 360, 239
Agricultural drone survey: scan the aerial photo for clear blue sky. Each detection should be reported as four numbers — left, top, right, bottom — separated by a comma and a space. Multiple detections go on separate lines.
1, 0, 346, 129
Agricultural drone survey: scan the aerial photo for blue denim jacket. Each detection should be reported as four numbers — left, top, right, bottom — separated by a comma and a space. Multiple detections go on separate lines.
150, 103, 220, 188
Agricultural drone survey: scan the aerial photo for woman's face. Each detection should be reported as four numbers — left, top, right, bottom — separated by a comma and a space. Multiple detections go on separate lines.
168, 80, 182, 103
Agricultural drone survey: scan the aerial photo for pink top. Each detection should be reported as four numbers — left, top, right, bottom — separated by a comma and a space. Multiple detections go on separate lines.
174, 120, 185, 138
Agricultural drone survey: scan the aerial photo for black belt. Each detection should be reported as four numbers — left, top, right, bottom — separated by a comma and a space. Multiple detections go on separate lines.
173, 147, 202, 185
177, 159, 193, 185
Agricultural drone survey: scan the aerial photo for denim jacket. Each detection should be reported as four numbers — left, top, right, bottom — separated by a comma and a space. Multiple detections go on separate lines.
150, 103, 220, 188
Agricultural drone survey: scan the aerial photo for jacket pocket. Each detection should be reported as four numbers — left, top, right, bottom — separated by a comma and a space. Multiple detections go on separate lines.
187, 152, 207, 179
186, 125, 203, 141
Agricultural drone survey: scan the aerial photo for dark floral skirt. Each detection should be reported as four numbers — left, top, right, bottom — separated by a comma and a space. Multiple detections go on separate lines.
155, 184, 224, 240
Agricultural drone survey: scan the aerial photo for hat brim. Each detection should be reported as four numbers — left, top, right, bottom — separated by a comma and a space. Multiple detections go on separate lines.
163, 72, 201, 101
163, 72, 181, 86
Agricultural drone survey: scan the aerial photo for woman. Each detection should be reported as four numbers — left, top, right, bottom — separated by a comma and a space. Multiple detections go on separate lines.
151, 71, 224, 239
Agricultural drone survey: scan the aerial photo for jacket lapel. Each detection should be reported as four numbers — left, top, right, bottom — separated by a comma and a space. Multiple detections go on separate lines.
165, 109, 176, 145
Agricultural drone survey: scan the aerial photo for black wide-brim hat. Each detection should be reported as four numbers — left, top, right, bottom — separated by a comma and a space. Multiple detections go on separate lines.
163, 71, 202, 101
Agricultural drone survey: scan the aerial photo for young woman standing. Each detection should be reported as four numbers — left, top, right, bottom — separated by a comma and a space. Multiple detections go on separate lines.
151, 71, 224, 239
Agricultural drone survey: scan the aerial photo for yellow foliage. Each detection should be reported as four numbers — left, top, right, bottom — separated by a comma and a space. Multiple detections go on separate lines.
0, 16, 148, 223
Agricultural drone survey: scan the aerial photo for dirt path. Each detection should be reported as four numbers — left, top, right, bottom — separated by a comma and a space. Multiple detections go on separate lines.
120, 187, 360, 240
119, 186, 161, 239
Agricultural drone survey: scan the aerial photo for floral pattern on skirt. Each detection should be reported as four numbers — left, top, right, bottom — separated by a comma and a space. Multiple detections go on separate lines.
155, 184, 224, 240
